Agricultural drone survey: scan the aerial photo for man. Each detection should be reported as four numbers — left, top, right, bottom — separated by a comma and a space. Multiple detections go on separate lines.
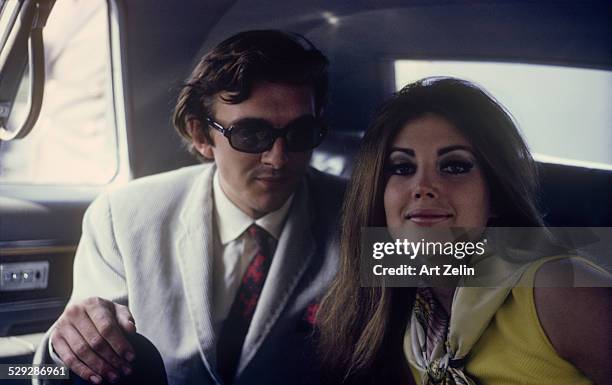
34, 30, 345, 385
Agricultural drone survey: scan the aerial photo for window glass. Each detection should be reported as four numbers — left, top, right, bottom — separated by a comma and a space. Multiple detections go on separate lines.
0, 1, 21, 50
0, 0, 117, 185
395, 60, 612, 169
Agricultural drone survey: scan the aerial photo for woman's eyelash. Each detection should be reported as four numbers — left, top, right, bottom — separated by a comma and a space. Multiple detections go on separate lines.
386, 163, 416, 175
440, 160, 474, 174
386, 160, 474, 176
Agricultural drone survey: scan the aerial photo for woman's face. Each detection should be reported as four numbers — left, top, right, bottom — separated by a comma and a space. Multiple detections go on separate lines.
383, 114, 490, 228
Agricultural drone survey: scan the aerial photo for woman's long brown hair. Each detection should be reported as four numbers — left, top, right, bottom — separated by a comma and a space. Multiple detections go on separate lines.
316, 77, 544, 384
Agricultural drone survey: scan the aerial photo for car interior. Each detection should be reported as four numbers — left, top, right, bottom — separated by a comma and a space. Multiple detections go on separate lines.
0, 1, 610, 383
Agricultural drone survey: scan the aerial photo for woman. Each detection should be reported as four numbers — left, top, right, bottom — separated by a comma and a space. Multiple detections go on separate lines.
317, 77, 611, 385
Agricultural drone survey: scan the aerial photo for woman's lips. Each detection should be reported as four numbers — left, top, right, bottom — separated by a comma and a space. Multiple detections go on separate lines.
405, 209, 453, 226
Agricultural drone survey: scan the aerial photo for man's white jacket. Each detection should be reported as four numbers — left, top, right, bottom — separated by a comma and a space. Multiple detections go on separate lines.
34, 163, 345, 385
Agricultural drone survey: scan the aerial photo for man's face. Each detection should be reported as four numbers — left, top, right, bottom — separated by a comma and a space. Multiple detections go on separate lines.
191, 81, 315, 219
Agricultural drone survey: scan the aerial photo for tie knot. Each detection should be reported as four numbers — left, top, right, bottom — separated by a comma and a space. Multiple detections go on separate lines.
247, 224, 274, 250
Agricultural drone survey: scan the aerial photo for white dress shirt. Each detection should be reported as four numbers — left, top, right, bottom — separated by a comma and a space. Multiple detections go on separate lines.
211, 171, 293, 335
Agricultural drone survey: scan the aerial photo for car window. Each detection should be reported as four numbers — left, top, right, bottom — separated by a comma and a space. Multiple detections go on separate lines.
0, 0, 119, 185
0, 1, 21, 51
395, 60, 612, 169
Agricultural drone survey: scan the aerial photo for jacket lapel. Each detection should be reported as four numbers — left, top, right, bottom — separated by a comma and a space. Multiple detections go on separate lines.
175, 164, 220, 377
237, 178, 316, 374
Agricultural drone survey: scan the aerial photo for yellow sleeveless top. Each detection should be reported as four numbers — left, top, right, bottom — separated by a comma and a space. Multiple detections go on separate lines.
408, 256, 592, 385
463, 257, 591, 385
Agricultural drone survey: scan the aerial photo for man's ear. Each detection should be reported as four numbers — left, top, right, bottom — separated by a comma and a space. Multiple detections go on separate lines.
187, 118, 214, 160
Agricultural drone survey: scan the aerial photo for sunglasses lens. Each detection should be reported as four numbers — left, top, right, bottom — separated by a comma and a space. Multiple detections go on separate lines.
286, 116, 326, 151
226, 116, 326, 153
230, 122, 274, 153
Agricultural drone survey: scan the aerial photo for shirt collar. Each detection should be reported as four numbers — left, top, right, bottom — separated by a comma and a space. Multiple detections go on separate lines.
213, 170, 293, 245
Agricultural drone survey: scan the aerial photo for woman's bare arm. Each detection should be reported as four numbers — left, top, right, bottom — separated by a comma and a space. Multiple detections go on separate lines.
534, 259, 612, 385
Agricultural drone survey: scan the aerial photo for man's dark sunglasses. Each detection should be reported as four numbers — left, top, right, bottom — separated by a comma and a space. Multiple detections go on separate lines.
206, 115, 327, 154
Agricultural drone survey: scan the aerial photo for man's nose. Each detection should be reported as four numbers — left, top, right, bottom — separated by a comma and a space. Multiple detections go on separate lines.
412, 172, 438, 200
261, 138, 288, 169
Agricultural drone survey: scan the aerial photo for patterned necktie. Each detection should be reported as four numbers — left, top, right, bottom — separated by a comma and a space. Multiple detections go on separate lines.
217, 224, 275, 384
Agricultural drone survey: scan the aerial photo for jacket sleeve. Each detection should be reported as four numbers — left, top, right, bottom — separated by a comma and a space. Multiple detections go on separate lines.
33, 192, 129, 384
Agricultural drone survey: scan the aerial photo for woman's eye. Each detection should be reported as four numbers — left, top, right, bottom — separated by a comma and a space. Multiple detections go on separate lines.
440, 160, 474, 174
387, 163, 416, 175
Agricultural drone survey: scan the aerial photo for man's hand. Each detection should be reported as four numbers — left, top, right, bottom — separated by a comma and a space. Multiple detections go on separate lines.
50, 297, 137, 384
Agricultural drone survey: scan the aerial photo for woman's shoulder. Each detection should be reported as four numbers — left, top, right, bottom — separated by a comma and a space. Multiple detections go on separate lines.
533, 256, 612, 285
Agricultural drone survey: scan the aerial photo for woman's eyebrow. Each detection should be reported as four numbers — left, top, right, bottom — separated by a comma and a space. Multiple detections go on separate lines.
438, 145, 473, 156
388, 147, 415, 156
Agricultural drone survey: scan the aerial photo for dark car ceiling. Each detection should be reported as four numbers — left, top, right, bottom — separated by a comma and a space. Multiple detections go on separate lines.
206, 1, 612, 69
119, 0, 611, 178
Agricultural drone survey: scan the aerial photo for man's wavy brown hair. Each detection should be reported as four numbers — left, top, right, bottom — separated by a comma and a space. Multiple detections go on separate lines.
172, 29, 329, 160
